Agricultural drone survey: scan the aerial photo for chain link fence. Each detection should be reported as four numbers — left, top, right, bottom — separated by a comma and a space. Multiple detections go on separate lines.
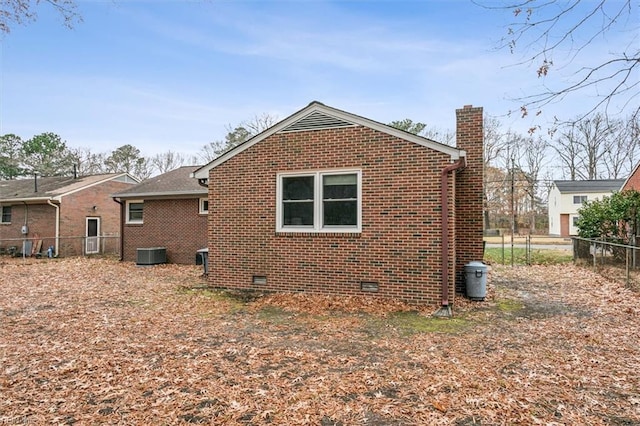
0, 235, 120, 258
573, 237, 640, 290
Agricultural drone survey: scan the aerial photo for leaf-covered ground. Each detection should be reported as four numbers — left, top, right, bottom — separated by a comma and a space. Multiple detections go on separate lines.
1, 257, 638, 425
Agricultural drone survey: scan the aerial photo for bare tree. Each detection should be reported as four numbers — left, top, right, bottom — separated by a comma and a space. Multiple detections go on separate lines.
554, 113, 617, 180
514, 135, 549, 232
199, 113, 279, 163
243, 113, 279, 136
482, 117, 510, 228
1, 0, 82, 34
152, 150, 186, 175
70, 147, 107, 176
478, 0, 639, 123
601, 115, 639, 179
105, 144, 153, 181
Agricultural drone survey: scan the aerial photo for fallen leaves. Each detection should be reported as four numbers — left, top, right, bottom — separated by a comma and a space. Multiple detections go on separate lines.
0, 258, 638, 424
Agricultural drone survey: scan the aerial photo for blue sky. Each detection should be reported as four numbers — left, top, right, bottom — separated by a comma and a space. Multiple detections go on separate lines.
0, 0, 635, 159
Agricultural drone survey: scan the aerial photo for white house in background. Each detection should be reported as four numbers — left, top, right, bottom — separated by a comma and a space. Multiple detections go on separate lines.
548, 179, 624, 237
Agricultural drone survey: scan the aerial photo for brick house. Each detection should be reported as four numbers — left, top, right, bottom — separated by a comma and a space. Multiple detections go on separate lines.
113, 166, 208, 265
0, 174, 138, 257
622, 163, 640, 191
193, 102, 484, 309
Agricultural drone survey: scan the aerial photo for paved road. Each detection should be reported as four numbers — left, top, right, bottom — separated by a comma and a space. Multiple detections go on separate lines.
486, 243, 572, 251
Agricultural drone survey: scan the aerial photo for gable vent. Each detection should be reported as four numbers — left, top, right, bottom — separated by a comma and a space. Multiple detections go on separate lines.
280, 111, 356, 133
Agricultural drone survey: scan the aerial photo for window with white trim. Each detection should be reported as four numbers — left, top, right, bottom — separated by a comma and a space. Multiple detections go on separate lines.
277, 170, 361, 232
573, 195, 588, 204
0, 206, 11, 224
199, 198, 209, 215
126, 200, 144, 224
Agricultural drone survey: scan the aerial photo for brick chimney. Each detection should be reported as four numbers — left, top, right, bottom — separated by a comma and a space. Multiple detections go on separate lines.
455, 105, 484, 293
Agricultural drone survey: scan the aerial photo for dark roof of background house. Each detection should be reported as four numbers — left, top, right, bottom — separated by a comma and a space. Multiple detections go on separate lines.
114, 166, 206, 198
553, 179, 625, 193
0, 174, 132, 201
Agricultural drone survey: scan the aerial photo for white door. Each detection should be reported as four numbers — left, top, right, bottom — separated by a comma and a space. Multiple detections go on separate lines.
86, 217, 100, 254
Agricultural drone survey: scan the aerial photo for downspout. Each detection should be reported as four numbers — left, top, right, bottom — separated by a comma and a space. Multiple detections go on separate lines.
46, 200, 60, 257
113, 197, 124, 261
435, 157, 466, 317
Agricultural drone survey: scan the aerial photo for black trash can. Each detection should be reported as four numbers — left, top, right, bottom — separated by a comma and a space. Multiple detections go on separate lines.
196, 248, 209, 274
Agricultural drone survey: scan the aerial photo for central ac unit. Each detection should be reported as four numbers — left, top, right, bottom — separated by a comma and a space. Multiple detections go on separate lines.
136, 247, 167, 265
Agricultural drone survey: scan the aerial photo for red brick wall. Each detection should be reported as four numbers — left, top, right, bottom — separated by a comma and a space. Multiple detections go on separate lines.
623, 166, 640, 191
0, 179, 135, 257
455, 106, 484, 293
59, 180, 133, 256
0, 204, 56, 253
207, 126, 457, 306
121, 198, 207, 264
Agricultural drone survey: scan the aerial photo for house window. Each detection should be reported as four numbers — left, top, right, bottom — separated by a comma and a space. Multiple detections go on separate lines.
199, 198, 209, 215
0, 206, 11, 224
573, 216, 580, 227
573, 195, 588, 204
126, 200, 144, 224
277, 170, 361, 232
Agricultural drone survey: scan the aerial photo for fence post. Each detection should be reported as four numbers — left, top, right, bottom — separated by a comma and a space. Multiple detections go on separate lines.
626, 246, 630, 287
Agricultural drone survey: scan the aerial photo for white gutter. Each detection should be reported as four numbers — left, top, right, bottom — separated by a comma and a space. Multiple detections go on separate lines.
46, 200, 60, 257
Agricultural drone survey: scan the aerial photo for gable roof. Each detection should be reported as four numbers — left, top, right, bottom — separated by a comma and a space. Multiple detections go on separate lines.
114, 166, 207, 198
0, 173, 137, 203
553, 179, 625, 194
192, 101, 465, 179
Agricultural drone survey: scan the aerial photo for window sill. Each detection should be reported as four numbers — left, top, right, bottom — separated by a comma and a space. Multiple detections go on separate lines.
276, 230, 361, 238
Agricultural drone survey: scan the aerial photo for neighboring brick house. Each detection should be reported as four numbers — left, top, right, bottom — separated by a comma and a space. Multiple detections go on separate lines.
622, 163, 640, 191
113, 166, 208, 265
548, 179, 624, 237
193, 102, 484, 309
0, 174, 138, 256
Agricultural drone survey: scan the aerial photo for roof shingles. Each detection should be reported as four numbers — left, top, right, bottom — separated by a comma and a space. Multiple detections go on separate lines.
114, 166, 206, 198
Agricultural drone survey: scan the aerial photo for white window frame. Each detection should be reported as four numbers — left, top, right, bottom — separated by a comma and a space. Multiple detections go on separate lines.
126, 200, 144, 224
276, 169, 362, 233
573, 195, 588, 204
0, 205, 11, 224
199, 197, 209, 215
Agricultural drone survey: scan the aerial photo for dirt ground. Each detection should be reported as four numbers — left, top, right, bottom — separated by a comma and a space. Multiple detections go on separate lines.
1, 257, 638, 425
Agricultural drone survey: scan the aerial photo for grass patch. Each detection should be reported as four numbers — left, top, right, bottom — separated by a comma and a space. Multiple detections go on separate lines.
496, 299, 524, 313
484, 247, 573, 265
176, 286, 245, 312
256, 306, 295, 323
380, 311, 470, 335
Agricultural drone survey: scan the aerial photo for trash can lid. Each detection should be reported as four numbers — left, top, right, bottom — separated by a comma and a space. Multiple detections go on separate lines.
465, 261, 487, 269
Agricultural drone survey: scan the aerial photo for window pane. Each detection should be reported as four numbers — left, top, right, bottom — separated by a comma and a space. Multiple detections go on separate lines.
323, 200, 357, 226
324, 174, 356, 185
284, 202, 314, 226
129, 203, 143, 221
1, 206, 11, 223
323, 174, 357, 199
283, 176, 314, 200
